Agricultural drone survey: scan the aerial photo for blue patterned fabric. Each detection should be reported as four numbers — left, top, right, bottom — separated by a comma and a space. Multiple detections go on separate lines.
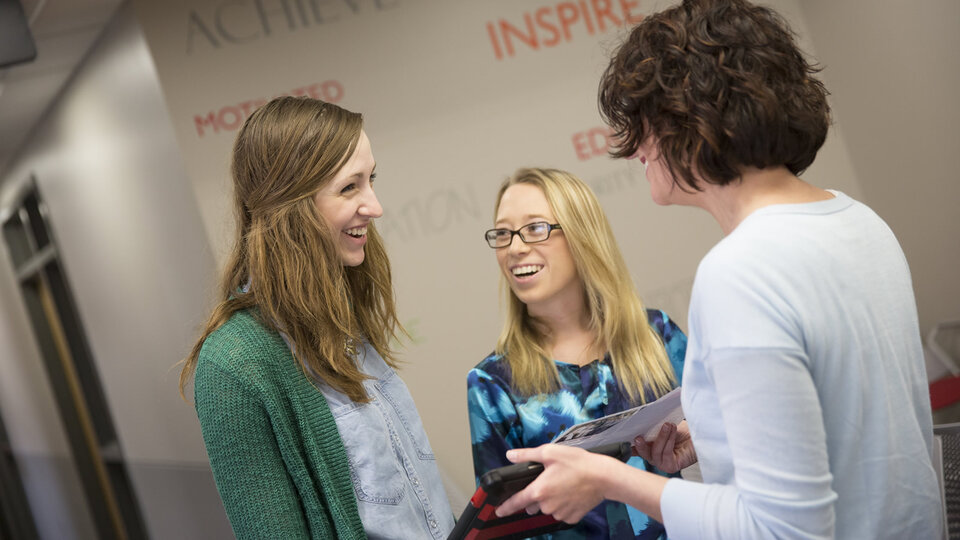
467, 309, 687, 539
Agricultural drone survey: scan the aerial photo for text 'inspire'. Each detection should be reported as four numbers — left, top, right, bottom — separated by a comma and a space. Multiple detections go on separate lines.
486, 0, 643, 60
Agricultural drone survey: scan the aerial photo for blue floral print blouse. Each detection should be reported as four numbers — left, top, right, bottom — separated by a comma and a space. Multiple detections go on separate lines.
467, 309, 687, 540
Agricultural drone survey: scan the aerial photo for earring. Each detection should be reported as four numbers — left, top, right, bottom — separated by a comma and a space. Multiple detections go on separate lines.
345, 337, 359, 357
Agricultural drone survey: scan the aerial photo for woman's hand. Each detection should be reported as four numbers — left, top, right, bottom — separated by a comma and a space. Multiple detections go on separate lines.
633, 420, 697, 473
494, 444, 610, 523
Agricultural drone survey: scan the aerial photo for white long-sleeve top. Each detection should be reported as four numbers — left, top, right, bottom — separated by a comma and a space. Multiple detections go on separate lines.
660, 191, 941, 539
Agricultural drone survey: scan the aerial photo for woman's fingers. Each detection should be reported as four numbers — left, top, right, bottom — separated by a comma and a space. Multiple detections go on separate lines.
633, 434, 652, 461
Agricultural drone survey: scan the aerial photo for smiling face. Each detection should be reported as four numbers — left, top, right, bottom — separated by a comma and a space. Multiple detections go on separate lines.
494, 183, 581, 315
313, 130, 382, 267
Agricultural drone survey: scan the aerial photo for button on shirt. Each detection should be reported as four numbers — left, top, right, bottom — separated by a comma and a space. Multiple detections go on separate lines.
292, 338, 455, 539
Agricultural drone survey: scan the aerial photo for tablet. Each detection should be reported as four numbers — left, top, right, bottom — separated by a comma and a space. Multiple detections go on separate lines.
447, 442, 632, 540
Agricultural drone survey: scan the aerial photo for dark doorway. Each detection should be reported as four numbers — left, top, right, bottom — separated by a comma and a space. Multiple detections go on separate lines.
1, 179, 147, 540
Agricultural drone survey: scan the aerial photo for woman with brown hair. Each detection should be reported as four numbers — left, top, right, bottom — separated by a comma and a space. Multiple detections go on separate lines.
495, 1, 941, 538
179, 96, 453, 539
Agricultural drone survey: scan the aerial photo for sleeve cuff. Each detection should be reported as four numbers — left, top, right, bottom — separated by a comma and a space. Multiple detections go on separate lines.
660, 477, 708, 539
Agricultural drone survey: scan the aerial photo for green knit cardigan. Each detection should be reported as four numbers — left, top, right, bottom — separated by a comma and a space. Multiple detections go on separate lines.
194, 309, 366, 539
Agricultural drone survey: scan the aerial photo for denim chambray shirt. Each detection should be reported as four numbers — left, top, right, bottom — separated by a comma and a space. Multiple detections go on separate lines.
307, 341, 454, 539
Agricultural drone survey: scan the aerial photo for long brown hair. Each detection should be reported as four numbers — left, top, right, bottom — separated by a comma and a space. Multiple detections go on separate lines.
180, 96, 402, 403
494, 168, 675, 404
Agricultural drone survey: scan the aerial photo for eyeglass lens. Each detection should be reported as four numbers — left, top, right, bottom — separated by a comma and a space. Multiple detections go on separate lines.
485, 222, 554, 248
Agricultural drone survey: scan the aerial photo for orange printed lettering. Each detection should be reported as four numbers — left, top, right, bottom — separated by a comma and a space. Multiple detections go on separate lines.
192, 80, 344, 138
572, 126, 614, 160
536, 7, 562, 47
487, 0, 644, 60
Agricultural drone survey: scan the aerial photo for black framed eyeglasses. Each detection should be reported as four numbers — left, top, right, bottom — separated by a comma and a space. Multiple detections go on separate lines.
484, 221, 562, 248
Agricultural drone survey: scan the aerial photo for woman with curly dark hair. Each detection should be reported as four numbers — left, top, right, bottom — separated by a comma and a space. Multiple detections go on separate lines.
494, 1, 941, 538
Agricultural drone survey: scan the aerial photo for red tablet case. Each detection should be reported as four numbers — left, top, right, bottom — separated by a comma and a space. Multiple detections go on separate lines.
447, 442, 631, 540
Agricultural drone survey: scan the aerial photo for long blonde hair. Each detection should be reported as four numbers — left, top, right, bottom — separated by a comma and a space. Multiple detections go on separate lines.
494, 168, 675, 404
180, 96, 402, 403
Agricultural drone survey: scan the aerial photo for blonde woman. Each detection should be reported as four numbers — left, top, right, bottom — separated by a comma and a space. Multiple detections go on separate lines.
467, 168, 686, 539
180, 97, 453, 539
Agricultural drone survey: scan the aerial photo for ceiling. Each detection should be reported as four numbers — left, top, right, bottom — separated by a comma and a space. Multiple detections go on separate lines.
0, 0, 122, 177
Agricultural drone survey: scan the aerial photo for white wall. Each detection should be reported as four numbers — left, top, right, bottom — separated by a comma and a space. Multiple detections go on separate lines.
0, 3, 229, 538
798, 0, 960, 337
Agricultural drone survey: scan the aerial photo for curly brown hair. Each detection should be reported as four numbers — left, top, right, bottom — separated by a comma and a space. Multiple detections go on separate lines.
599, 0, 831, 190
